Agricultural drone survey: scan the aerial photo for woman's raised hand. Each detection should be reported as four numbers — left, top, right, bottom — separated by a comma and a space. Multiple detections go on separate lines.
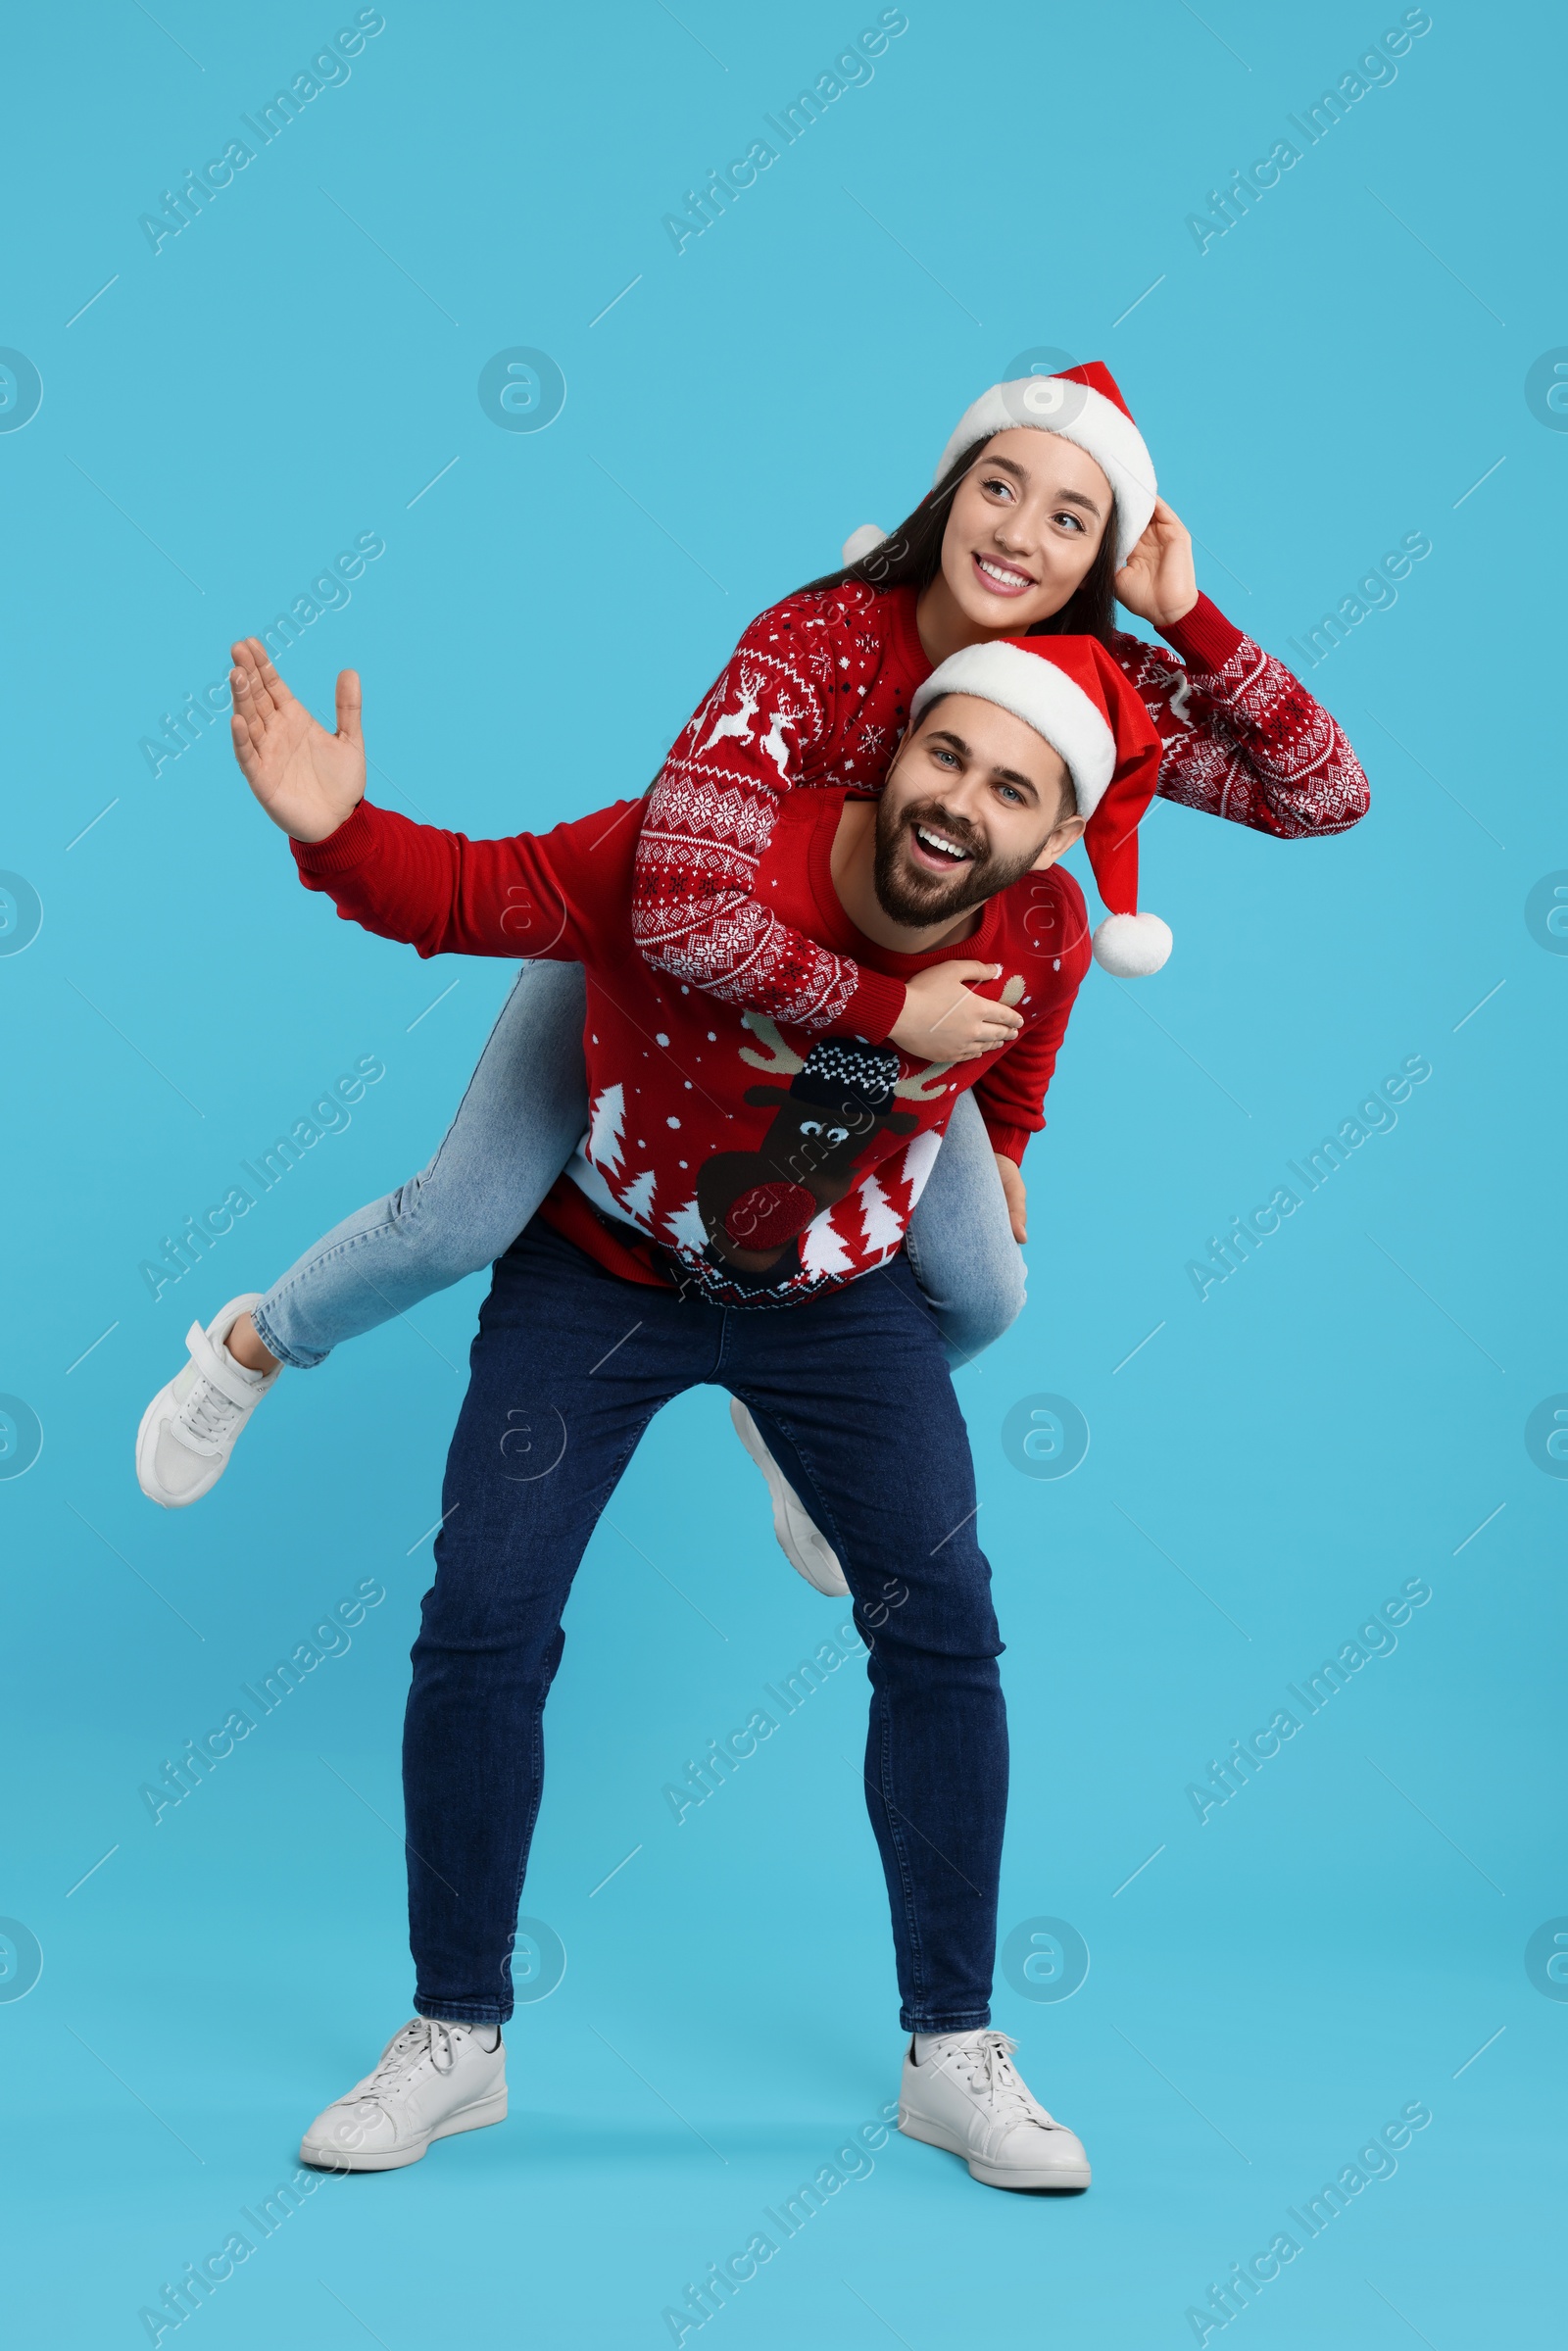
228, 637, 366, 842
1113, 497, 1199, 631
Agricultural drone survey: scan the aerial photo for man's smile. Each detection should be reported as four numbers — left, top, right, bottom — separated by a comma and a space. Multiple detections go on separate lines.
909, 818, 976, 871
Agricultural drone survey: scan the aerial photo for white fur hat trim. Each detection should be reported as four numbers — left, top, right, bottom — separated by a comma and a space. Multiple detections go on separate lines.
909, 640, 1115, 815
933, 378, 1156, 566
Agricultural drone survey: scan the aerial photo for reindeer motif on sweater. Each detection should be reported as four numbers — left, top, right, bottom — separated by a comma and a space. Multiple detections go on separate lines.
697, 1025, 929, 1277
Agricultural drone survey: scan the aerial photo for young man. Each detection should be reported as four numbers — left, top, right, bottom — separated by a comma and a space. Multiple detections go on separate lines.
225, 628, 1162, 2191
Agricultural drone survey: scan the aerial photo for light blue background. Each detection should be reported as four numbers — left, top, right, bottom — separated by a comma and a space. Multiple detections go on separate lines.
2, 3, 1562, 2343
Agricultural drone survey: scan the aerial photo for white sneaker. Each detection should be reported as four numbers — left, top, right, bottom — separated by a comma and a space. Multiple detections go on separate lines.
899, 2030, 1091, 2192
729, 1397, 849, 1597
299, 2016, 507, 2173
135, 1294, 279, 1509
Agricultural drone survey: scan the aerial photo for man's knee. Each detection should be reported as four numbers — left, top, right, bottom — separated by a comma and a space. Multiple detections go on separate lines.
865, 1615, 1004, 1688
858, 1540, 1002, 1663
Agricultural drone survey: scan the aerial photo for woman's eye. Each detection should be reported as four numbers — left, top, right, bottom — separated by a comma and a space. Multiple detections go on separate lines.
1053, 511, 1084, 533
981, 476, 1013, 500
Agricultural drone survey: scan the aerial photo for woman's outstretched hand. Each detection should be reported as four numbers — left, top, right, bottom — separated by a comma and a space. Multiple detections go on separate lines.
228, 637, 366, 842
1113, 497, 1199, 631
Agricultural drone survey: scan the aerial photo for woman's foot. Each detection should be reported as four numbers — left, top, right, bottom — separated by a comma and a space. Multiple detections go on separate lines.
729, 1398, 849, 1596
135, 1294, 281, 1508
300, 2017, 507, 2173
899, 2030, 1091, 2191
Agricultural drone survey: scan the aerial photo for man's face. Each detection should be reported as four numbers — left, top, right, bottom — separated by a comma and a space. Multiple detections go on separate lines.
873, 694, 1085, 929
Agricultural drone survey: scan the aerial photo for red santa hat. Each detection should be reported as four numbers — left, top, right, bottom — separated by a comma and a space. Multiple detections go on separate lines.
933, 362, 1156, 568
908, 635, 1171, 976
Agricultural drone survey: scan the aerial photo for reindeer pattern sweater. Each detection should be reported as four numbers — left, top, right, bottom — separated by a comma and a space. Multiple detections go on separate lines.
292, 786, 1091, 1308
632, 579, 1371, 1036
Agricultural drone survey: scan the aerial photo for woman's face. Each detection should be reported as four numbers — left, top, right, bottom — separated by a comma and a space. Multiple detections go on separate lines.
935, 428, 1114, 635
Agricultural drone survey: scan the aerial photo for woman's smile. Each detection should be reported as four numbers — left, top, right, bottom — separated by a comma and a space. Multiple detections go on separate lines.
970, 549, 1038, 597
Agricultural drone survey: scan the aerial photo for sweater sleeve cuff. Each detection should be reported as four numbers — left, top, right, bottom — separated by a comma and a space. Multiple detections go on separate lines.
1159, 591, 1244, 673
981, 1120, 1032, 1166
290, 798, 379, 878
836, 966, 906, 1046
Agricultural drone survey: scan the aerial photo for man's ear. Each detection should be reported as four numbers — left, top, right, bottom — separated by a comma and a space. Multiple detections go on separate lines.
1029, 812, 1086, 871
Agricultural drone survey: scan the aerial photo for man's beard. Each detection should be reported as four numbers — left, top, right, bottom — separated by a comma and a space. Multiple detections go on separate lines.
872, 793, 1040, 928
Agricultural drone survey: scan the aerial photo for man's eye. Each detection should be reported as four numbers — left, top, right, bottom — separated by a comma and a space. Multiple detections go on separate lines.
799, 1119, 821, 1135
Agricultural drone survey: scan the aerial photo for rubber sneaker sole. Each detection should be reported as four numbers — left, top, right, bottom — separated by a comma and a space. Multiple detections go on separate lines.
898, 2107, 1091, 2193
300, 2084, 508, 2173
729, 1397, 849, 1596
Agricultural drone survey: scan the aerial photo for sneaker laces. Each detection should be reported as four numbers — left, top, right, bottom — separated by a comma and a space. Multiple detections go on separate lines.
941, 2032, 1055, 2131
359, 2018, 460, 2107
171, 1322, 261, 1458
173, 1379, 245, 1458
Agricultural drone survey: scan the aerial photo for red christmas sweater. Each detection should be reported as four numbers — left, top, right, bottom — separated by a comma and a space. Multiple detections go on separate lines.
292, 788, 1091, 1307
632, 580, 1370, 1036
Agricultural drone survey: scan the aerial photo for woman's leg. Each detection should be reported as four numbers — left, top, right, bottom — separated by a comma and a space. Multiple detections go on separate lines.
903, 1088, 1026, 1370
251, 962, 588, 1368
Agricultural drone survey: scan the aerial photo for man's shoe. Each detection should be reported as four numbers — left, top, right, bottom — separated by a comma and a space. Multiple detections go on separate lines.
729, 1397, 849, 1597
899, 2030, 1091, 2192
299, 2016, 507, 2173
135, 1294, 278, 1508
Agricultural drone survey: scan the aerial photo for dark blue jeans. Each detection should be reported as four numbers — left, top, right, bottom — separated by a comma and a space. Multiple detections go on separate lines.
405, 1218, 1007, 2033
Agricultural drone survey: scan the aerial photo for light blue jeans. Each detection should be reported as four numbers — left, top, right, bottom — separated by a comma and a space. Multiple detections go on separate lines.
251, 963, 1025, 1373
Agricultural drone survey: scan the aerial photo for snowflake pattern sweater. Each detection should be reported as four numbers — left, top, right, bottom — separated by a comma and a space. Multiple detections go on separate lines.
291, 787, 1091, 1308
632, 580, 1370, 1036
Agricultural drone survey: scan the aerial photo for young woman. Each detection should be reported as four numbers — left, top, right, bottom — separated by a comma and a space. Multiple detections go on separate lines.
136, 363, 1369, 1543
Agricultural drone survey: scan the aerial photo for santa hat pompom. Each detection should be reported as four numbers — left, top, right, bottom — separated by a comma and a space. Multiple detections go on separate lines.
1092, 911, 1172, 977
842, 522, 888, 567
